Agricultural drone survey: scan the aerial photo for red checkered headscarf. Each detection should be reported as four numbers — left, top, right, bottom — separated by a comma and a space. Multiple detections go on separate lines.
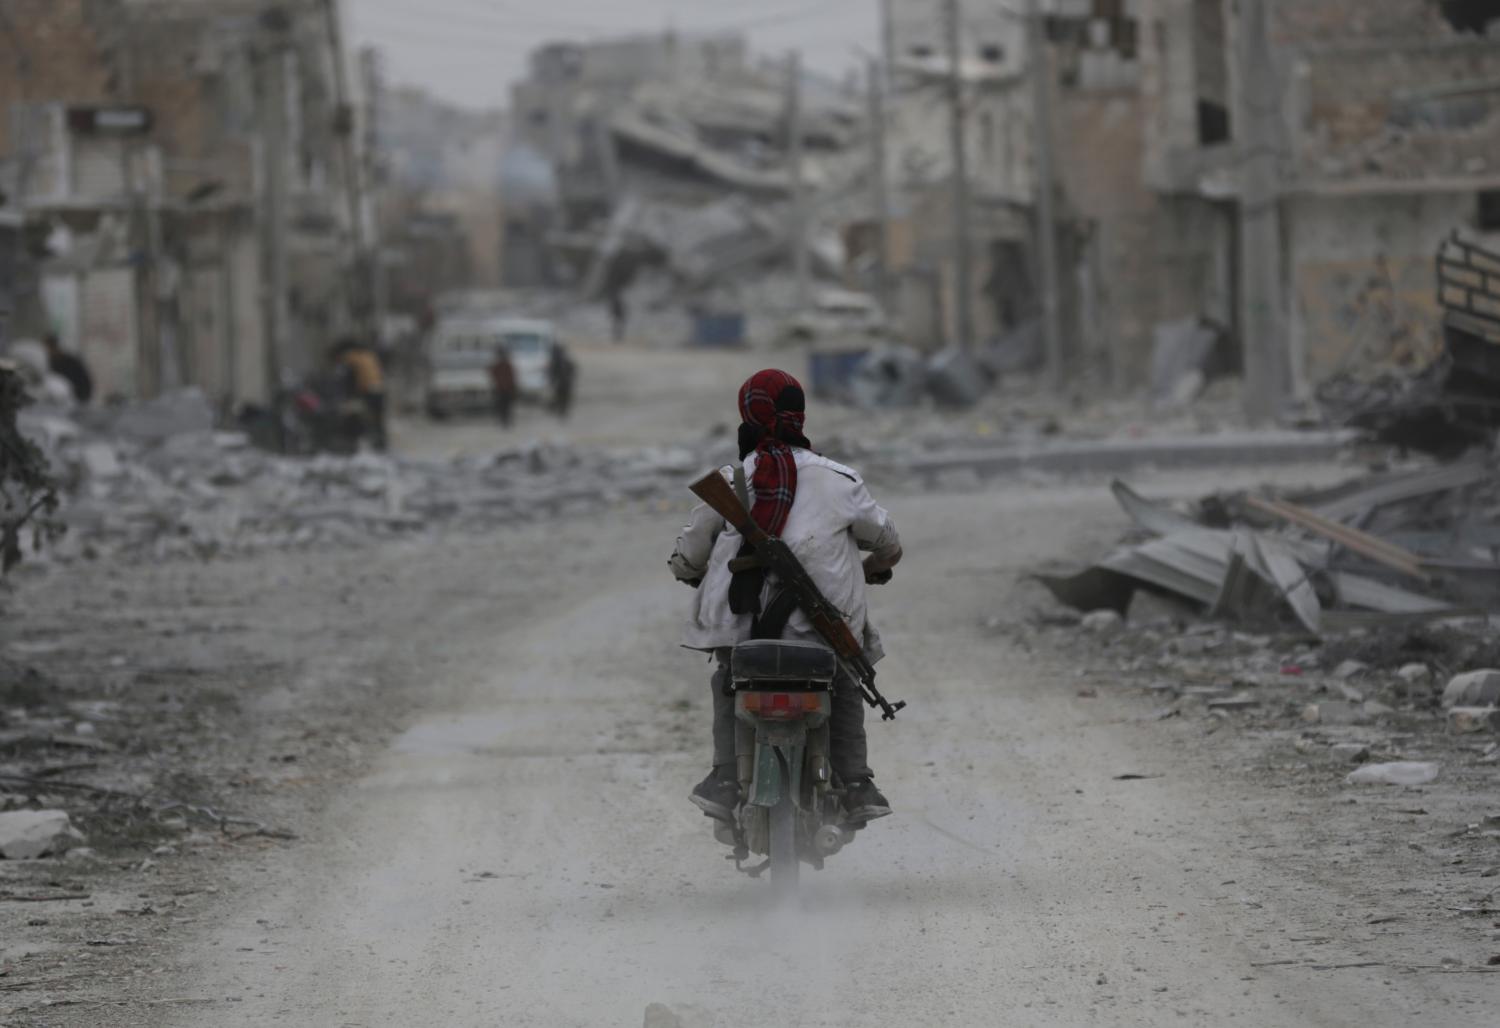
738, 369, 811, 538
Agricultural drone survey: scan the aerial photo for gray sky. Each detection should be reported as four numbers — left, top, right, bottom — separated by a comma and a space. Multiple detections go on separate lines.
347, 0, 880, 109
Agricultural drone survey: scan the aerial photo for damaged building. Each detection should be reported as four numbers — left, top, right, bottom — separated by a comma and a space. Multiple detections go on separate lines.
504, 31, 870, 341
879, 0, 1500, 405
1134, 0, 1500, 409
0, 0, 373, 407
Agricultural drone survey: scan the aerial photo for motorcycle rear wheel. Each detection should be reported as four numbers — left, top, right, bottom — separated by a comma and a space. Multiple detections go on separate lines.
768, 756, 799, 898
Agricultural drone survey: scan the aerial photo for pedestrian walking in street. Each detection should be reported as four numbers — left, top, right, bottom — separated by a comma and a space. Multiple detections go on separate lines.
334, 338, 388, 452
489, 345, 517, 428
608, 290, 628, 343
549, 344, 576, 420
43, 333, 93, 404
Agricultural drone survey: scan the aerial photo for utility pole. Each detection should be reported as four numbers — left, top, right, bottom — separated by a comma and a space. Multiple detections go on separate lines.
320, 0, 373, 338
944, 0, 975, 351
359, 48, 388, 342
879, 0, 897, 89
866, 57, 893, 319
256, 8, 292, 432
1235, 0, 1288, 422
786, 50, 810, 311
1026, 0, 1063, 389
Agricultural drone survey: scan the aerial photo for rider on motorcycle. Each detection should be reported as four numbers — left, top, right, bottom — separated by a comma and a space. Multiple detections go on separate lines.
669, 369, 903, 825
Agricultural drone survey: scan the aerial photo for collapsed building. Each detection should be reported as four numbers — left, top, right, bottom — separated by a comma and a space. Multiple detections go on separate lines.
503, 33, 870, 344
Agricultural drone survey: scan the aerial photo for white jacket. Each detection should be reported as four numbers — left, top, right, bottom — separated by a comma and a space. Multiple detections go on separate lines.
669, 450, 901, 660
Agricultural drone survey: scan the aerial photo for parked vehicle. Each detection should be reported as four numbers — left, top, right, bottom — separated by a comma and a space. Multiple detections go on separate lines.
779, 288, 887, 345
424, 316, 557, 418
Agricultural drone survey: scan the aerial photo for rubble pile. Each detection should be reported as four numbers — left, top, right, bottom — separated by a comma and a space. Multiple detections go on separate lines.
1038, 458, 1500, 637
1317, 233, 1500, 456
20, 390, 716, 565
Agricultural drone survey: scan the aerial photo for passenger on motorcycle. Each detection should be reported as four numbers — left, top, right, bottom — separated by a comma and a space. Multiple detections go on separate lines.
669, 369, 903, 825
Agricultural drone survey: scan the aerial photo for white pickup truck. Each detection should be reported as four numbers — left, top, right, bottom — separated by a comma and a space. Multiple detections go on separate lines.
424, 316, 557, 418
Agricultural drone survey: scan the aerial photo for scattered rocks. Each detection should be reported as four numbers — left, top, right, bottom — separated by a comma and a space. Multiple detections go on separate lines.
1329, 742, 1371, 763
1207, 693, 1260, 711
0, 809, 83, 859
1396, 663, 1431, 687
1345, 761, 1440, 787
1442, 670, 1500, 709
1303, 700, 1362, 726
1331, 659, 1369, 681
1080, 609, 1124, 634
23, 405, 726, 565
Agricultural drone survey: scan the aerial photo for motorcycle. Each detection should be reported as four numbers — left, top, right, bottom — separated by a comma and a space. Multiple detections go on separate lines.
687, 468, 905, 897
714, 637, 861, 896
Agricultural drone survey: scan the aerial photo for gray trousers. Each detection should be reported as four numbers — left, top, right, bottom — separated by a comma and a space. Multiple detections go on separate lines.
709, 649, 873, 783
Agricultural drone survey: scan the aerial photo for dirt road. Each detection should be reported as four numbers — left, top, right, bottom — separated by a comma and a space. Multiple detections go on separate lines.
5, 349, 1491, 1026
107, 473, 1478, 1028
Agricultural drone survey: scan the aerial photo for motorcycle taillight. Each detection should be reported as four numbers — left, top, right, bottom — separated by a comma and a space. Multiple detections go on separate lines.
740, 691, 822, 719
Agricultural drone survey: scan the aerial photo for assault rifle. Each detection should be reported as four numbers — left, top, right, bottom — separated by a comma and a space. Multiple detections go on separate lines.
689, 470, 907, 721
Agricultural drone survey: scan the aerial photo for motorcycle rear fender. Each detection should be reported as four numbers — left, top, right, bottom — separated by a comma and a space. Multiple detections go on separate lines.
747, 725, 806, 810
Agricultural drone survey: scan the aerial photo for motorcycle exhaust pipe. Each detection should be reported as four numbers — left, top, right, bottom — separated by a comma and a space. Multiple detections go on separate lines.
813, 824, 846, 857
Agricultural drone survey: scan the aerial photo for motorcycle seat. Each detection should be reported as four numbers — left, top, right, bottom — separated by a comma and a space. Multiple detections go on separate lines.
730, 639, 837, 685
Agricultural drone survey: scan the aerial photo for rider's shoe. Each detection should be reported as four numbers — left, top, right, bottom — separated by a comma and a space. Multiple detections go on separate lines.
690, 767, 740, 823
844, 778, 892, 823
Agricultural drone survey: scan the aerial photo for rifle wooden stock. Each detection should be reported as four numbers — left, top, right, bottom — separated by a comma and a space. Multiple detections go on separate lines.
689, 471, 765, 543
686, 467, 907, 720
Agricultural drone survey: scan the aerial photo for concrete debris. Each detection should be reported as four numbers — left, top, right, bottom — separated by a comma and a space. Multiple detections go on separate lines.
0, 809, 82, 859
1329, 742, 1371, 763
848, 346, 928, 410
1449, 707, 1500, 734
1038, 460, 1500, 636
110, 387, 216, 443
1303, 701, 1362, 726
1331, 660, 1368, 681
1443, 670, 1500, 708
1149, 317, 1236, 408
1345, 761, 1441, 787
1395, 663, 1432, 686
1080, 609, 1124, 634
925, 348, 991, 409
22, 403, 725, 565
1318, 233, 1500, 457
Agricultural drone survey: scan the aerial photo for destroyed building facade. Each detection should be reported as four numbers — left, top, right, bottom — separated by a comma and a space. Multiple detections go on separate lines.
0, 0, 374, 407
1137, 0, 1500, 406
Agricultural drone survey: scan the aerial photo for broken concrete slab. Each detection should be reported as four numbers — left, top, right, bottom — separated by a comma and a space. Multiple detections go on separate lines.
1303, 700, 1363, 726
1345, 761, 1440, 786
1081, 609, 1124, 634
0, 809, 82, 859
1443, 670, 1500, 708
1396, 663, 1432, 686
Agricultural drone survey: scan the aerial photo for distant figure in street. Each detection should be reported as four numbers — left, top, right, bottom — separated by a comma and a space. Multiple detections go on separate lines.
549, 344, 576, 420
608, 290, 628, 344
489, 345, 517, 428
44, 334, 93, 404
334, 338, 388, 452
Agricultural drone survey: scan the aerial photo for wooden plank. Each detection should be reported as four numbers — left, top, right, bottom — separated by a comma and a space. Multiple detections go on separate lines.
1245, 495, 1428, 581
